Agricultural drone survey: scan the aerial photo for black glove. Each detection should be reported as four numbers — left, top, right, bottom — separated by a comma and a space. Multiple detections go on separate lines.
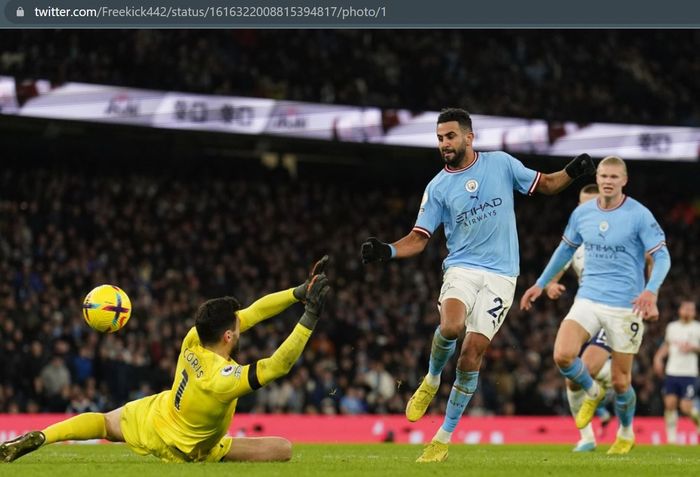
293, 255, 329, 301
565, 153, 596, 178
361, 237, 392, 264
299, 273, 331, 329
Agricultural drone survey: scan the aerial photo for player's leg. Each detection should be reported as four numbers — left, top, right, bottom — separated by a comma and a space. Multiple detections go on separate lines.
567, 339, 610, 451
407, 268, 476, 423
0, 408, 122, 463
583, 342, 613, 427
663, 392, 680, 444
416, 272, 514, 463
607, 351, 636, 454
222, 437, 292, 462
406, 298, 464, 422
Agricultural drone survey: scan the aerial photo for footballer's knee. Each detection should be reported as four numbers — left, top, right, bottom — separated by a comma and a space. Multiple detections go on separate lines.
611, 374, 631, 394
553, 348, 578, 368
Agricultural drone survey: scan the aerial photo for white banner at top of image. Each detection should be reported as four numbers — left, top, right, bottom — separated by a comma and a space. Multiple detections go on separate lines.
2, 78, 698, 161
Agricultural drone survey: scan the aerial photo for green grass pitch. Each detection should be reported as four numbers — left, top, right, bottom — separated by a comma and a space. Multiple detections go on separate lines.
1, 443, 698, 477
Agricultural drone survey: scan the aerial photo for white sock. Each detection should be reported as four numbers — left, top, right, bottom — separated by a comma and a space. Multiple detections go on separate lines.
434, 427, 452, 444
566, 387, 585, 416
584, 381, 600, 399
595, 360, 612, 389
567, 388, 595, 443
617, 425, 634, 440
665, 409, 678, 443
425, 373, 440, 387
579, 423, 595, 443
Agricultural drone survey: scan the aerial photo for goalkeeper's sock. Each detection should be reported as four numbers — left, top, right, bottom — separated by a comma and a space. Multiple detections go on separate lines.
43, 412, 107, 444
435, 370, 478, 443
427, 327, 457, 386
559, 358, 596, 395
614, 387, 636, 428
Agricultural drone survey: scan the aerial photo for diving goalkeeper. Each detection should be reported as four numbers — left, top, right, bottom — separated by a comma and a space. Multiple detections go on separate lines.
0, 257, 331, 463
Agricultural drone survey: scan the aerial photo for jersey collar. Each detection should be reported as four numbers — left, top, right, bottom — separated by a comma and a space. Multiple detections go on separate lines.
444, 151, 479, 174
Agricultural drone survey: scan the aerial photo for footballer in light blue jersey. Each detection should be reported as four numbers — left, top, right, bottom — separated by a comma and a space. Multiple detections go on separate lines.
413, 150, 540, 277
521, 156, 671, 455
557, 195, 665, 308
361, 108, 595, 462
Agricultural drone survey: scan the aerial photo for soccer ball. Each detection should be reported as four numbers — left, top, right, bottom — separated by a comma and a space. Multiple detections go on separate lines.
82, 285, 132, 332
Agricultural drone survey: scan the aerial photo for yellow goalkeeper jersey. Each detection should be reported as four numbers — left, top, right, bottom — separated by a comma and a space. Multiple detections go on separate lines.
151, 288, 297, 456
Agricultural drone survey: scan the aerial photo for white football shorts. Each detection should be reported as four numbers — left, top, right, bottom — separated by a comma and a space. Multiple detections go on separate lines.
438, 266, 517, 341
564, 298, 644, 354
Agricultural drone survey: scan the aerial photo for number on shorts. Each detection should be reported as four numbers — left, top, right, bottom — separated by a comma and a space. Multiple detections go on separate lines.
174, 369, 189, 410
487, 297, 508, 329
630, 322, 640, 338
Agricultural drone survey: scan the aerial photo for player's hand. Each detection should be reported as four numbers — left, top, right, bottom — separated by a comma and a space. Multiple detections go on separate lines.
293, 255, 329, 301
520, 285, 543, 311
565, 153, 596, 178
544, 282, 566, 300
632, 290, 658, 320
304, 273, 331, 319
361, 237, 392, 264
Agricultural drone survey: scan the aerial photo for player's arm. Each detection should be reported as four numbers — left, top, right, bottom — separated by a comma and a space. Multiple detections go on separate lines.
231, 275, 331, 399
520, 240, 578, 310
238, 256, 328, 332
535, 154, 596, 195
237, 289, 298, 333
632, 242, 670, 321
361, 231, 429, 263
653, 341, 669, 377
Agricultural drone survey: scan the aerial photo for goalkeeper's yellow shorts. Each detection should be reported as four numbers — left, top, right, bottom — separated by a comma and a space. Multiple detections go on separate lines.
120, 392, 233, 463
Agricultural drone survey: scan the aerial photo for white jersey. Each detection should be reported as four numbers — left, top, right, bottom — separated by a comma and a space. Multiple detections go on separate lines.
665, 320, 700, 377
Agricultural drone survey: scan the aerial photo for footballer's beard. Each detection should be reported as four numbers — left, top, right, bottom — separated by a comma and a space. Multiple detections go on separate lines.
442, 145, 467, 168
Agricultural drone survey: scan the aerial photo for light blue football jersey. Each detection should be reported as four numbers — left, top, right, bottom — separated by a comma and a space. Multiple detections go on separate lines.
562, 195, 666, 308
414, 151, 540, 276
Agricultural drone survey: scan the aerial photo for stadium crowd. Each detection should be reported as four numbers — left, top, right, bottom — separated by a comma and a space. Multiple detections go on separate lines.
1, 158, 698, 418
2, 30, 700, 126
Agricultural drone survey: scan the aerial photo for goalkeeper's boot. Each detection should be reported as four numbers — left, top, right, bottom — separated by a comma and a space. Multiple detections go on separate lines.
405, 378, 439, 422
416, 440, 448, 463
0, 431, 45, 463
575, 385, 606, 429
606, 436, 635, 455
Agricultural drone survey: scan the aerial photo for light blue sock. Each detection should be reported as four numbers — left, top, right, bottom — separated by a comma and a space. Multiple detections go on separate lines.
441, 370, 479, 433
558, 357, 594, 392
595, 401, 610, 419
428, 327, 457, 377
615, 387, 636, 428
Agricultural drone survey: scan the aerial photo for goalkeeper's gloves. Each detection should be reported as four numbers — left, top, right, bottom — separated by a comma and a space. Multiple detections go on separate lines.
361, 237, 393, 264
293, 255, 329, 302
565, 153, 596, 178
299, 274, 331, 329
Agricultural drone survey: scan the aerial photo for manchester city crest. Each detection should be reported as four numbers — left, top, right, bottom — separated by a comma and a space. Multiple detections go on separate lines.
599, 221, 609, 232
465, 179, 479, 193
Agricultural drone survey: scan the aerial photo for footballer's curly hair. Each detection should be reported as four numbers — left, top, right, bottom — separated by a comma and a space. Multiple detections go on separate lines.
437, 108, 473, 132
195, 296, 242, 345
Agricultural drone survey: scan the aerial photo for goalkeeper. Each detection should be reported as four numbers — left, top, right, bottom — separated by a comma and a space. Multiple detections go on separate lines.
1, 257, 331, 464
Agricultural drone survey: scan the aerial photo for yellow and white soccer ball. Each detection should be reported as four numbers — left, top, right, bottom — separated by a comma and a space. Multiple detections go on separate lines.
82, 284, 132, 333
